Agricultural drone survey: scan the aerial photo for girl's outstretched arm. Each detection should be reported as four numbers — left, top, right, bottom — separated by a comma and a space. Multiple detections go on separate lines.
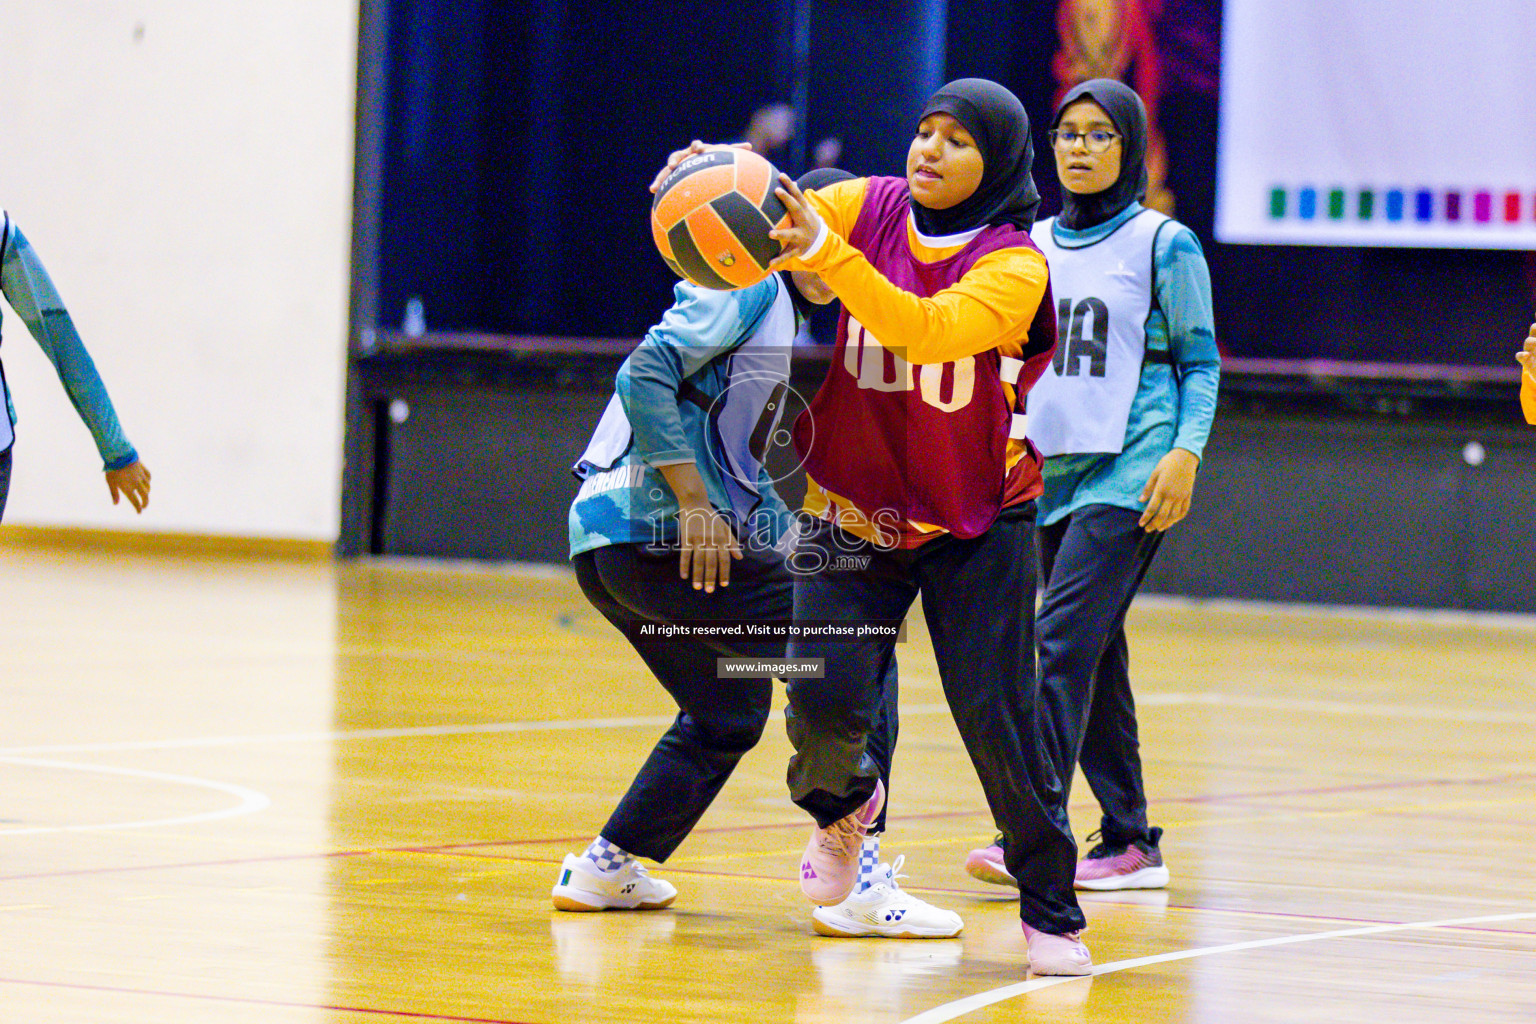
0, 215, 150, 511
769, 175, 1048, 366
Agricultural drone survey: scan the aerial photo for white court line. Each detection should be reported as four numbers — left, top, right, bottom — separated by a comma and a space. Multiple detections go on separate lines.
1135, 692, 1536, 725
0, 716, 692, 755
0, 758, 271, 835
0, 706, 959, 756
505, 559, 1536, 631
1135, 592, 1536, 632
898, 910, 1536, 1023
2, 691, 1530, 757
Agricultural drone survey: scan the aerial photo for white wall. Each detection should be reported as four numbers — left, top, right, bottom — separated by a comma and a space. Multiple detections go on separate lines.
0, 1, 357, 539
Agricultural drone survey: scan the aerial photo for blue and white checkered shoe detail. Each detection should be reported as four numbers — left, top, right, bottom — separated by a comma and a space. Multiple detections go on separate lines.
810, 856, 963, 938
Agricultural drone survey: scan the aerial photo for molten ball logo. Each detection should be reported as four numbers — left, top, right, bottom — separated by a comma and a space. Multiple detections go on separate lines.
717, 250, 737, 267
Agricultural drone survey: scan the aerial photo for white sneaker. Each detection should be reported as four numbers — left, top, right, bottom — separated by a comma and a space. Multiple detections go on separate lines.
551, 853, 678, 912
811, 856, 963, 938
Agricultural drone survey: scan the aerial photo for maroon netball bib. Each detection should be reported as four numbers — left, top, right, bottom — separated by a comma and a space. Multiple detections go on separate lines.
794, 176, 1048, 539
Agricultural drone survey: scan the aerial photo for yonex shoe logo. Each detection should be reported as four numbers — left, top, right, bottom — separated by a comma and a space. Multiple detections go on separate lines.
801, 861, 817, 880
884, 909, 906, 922
622, 884, 635, 894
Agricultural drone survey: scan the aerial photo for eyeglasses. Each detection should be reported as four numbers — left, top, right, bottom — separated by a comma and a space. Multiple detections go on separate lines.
1048, 129, 1120, 154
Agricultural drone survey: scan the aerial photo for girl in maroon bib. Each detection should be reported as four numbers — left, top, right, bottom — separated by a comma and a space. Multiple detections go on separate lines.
763, 78, 1095, 973
792, 174, 1055, 537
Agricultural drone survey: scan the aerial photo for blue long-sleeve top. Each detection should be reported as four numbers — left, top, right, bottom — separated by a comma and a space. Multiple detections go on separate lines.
0, 211, 137, 469
568, 276, 796, 558
1037, 202, 1221, 525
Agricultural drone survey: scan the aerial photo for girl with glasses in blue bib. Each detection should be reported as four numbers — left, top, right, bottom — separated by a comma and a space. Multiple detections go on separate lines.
964, 78, 1220, 897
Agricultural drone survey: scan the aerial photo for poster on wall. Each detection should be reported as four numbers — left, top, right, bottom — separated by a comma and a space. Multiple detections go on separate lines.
1217, 0, 1536, 249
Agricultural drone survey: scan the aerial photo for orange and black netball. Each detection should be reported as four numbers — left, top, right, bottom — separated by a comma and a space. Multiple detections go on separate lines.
650, 149, 790, 290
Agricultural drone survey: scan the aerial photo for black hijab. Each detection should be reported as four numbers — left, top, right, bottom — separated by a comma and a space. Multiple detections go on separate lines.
1052, 78, 1149, 231
912, 78, 1042, 236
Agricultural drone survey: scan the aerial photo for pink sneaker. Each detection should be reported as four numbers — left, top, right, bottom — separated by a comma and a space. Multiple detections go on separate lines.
799, 779, 885, 905
1075, 828, 1169, 891
963, 837, 1017, 888
1022, 921, 1093, 976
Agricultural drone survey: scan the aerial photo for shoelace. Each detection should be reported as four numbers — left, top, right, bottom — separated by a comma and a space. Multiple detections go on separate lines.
1082, 829, 1120, 859
864, 855, 908, 896
815, 817, 864, 857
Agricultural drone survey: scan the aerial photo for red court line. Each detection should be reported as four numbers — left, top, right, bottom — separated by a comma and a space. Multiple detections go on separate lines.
3, 770, 1529, 884
423, 850, 1536, 940
412, 806, 994, 852
1158, 770, 1536, 806
5, 852, 1532, 949
0, 977, 534, 1023
473, 768, 1536, 848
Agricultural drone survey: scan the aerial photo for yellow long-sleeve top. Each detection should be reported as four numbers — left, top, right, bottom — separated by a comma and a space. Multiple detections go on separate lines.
787, 177, 1053, 546
1522, 366, 1535, 425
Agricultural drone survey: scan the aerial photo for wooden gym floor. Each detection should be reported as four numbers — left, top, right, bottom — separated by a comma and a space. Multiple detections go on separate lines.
1, 541, 1533, 1023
